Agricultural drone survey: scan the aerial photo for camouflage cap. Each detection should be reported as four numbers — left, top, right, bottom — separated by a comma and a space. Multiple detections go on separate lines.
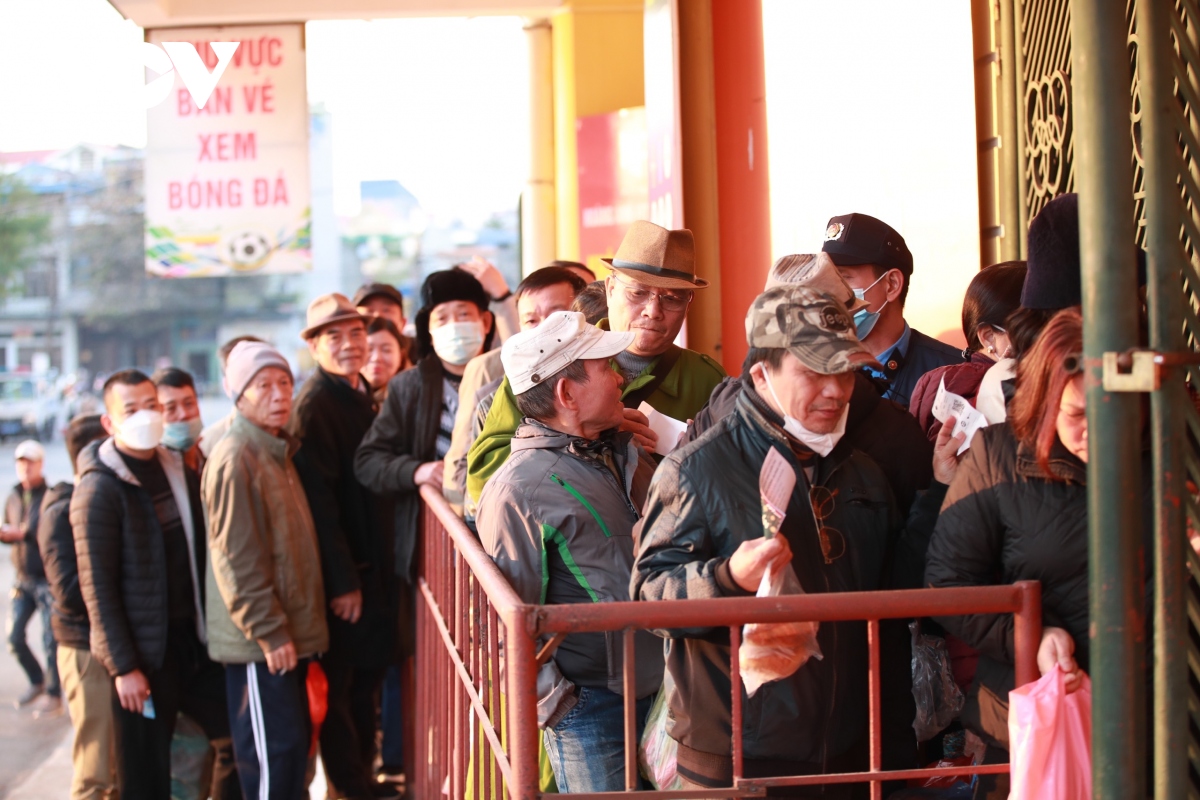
745, 286, 882, 375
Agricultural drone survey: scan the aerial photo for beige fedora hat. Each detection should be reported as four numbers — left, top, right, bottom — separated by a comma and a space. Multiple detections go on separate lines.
601, 220, 709, 290
764, 253, 871, 314
301, 293, 365, 339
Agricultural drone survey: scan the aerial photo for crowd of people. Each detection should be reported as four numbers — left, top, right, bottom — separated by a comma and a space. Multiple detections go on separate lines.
0, 193, 1126, 800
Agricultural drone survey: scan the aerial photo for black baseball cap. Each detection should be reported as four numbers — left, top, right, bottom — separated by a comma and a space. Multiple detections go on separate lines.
352, 282, 405, 309
820, 213, 914, 276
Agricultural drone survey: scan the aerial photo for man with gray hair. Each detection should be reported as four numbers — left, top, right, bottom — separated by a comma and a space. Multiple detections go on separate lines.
476, 310, 661, 793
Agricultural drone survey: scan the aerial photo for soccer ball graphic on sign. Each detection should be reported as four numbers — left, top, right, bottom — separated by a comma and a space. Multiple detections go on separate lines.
225, 231, 274, 271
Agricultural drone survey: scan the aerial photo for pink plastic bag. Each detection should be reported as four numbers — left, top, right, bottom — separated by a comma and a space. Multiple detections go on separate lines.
1007, 666, 1092, 800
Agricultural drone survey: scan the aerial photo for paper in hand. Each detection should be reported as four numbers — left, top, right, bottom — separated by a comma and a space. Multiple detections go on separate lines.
636, 402, 688, 456
931, 377, 990, 455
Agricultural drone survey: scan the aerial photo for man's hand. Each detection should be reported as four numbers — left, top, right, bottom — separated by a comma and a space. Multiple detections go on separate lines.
1037, 626, 1084, 693
414, 460, 444, 487
620, 408, 659, 452
330, 590, 363, 624
0, 525, 23, 544
932, 416, 967, 485
115, 669, 151, 714
458, 256, 510, 300
729, 535, 793, 593
264, 641, 298, 675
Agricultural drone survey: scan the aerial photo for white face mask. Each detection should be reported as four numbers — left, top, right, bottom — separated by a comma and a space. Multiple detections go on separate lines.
430, 320, 485, 366
116, 409, 164, 451
758, 366, 848, 457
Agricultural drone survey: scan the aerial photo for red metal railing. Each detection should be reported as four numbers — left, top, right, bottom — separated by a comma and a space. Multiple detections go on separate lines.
412, 485, 1042, 800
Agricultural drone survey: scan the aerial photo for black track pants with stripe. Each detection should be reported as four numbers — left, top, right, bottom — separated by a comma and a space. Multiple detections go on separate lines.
225, 660, 312, 800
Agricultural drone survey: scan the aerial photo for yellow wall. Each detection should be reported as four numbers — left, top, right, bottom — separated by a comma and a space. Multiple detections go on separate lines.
552, 0, 644, 262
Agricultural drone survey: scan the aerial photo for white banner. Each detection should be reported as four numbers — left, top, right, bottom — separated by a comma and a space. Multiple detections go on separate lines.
144, 24, 310, 277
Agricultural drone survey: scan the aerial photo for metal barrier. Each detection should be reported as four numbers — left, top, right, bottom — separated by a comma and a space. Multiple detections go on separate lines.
412, 485, 1043, 800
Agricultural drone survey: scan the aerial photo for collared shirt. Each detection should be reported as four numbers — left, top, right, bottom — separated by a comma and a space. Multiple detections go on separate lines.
866, 323, 912, 399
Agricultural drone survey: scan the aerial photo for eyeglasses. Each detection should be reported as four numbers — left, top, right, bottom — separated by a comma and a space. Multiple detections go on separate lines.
611, 274, 692, 313
809, 485, 846, 565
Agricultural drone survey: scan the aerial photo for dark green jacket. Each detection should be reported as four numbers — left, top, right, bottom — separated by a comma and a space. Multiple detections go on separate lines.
630, 386, 897, 776
466, 338, 725, 505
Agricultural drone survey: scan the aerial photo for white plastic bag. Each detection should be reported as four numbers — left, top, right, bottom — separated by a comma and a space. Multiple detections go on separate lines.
638, 674, 682, 790
739, 562, 822, 696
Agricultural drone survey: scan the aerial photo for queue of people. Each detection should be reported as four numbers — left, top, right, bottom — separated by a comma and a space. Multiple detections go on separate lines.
3, 200, 1125, 800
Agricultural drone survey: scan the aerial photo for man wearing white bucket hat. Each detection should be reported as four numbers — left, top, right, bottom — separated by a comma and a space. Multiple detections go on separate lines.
476, 311, 663, 793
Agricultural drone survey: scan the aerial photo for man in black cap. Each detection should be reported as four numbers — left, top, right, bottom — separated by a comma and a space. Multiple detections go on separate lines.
822, 212, 964, 407
353, 282, 417, 367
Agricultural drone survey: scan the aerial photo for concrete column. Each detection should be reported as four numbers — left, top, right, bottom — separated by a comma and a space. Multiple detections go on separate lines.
61, 318, 79, 376
522, 18, 556, 277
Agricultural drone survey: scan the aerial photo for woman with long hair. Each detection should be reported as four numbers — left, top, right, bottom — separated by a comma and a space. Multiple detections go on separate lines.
924, 307, 1149, 797
908, 261, 1026, 440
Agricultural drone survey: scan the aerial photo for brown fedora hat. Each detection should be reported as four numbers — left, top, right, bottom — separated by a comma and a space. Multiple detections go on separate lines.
601, 220, 709, 290
301, 293, 365, 339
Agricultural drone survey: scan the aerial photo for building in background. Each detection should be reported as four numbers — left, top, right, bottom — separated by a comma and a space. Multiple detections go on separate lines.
0, 109, 519, 395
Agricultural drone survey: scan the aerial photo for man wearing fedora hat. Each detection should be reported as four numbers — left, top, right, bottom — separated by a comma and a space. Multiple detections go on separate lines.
822, 212, 965, 408
465, 220, 726, 509
290, 293, 399, 800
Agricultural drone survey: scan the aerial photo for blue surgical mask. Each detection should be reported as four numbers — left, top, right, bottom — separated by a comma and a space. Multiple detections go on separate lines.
852, 271, 892, 341
161, 416, 203, 451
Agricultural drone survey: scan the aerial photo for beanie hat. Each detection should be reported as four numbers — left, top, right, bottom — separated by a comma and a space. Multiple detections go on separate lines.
224, 341, 291, 401
415, 268, 493, 359
1022, 192, 1147, 310
1022, 193, 1081, 310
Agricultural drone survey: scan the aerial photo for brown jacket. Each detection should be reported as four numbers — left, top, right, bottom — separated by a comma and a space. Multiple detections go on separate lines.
202, 413, 328, 663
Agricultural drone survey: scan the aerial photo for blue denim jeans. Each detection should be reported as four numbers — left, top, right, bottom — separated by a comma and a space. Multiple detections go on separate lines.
543, 686, 653, 793
8, 579, 58, 696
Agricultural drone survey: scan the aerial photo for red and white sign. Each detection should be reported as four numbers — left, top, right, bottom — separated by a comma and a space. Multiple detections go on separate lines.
144, 25, 310, 278
577, 107, 649, 265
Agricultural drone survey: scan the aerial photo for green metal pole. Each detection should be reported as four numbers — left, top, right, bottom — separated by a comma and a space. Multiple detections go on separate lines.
1074, 0, 1146, 798
1134, 0, 1189, 796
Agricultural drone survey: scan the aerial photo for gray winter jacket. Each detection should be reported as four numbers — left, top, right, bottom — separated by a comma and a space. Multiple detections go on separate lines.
476, 419, 661, 728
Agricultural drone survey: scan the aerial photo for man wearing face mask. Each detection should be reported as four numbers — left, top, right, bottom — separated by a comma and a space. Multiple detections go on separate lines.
822, 212, 965, 408
631, 288, 901, 796
355, 269, 495, 787
290, 294, 399, 800
70, 370, 238, 800
152, 368, 206, 473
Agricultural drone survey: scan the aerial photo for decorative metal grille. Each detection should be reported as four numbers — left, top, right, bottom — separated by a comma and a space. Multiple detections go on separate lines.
1016, 0, 1200, 794
1019, 0, 1075, 222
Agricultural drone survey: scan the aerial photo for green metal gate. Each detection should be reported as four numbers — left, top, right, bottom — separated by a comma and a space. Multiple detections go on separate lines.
985, 0, 1200, 796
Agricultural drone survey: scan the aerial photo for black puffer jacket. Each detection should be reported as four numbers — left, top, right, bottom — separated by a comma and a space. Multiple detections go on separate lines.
37, 483, 88, 649
4, 482, 47, 581
70, 439, 205, 677
687, 373, 933, 514
632, 387, 897, 784
354, 355, 444, 583
291, 367, 396, 669
925, 423, 1152, 739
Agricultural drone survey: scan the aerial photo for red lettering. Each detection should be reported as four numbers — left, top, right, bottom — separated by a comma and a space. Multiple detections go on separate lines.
233, 132, 256, 160
267, 37, 282, 66
272, 176, 288, 206
228, 179, 242, 207
254, 178, 269, 206
198, 134, 213, 161
168, 182, 182, 209
177, 89, 193, 117
243, 85, 258, 113
261, 82, 274, 113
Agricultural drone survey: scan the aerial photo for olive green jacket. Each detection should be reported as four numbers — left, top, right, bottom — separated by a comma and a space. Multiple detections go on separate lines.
203, 414, 329, 664
465, 335, 725, 505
